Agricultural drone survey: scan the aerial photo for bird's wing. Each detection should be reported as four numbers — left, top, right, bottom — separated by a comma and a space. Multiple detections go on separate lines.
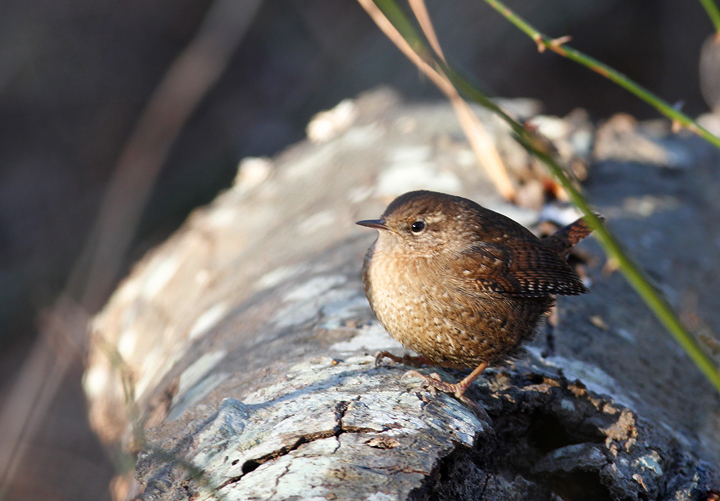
453, 240, 588, 297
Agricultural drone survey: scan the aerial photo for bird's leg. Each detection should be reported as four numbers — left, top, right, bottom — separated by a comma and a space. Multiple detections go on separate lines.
375, 351, 435, 368
376, 351, 484, 394
405, 362, 490, 420
542, 305, 559, 358
377, 354, 491, 419
406, 361, 488, 400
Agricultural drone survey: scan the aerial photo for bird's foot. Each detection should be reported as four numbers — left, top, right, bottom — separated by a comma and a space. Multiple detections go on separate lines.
403, 363, 491, 423
403, 370, 468, 399
374, 351, 433, 368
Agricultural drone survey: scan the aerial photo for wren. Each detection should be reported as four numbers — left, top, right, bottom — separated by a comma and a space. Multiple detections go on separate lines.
357, 190, 597, 406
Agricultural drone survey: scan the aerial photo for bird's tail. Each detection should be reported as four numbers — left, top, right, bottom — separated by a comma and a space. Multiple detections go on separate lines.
541, 214, 603, 257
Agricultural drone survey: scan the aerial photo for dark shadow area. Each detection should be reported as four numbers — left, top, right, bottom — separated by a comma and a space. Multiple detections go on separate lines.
551, 471, 612, 501
414, 367, 632, 500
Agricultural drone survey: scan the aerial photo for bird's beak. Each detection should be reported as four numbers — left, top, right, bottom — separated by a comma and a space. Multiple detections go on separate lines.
356, 219, 388, 230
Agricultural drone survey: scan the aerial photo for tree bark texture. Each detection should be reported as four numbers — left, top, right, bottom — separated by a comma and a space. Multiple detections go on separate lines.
84, 89, 720, 500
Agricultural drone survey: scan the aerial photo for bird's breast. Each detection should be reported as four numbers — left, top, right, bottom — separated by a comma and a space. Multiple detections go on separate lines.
363, 247, 478, 356
362, 243, 552, 367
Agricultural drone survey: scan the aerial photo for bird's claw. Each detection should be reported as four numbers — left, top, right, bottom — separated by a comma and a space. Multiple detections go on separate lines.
401, 369, 492, 424
375, 350, 403, 367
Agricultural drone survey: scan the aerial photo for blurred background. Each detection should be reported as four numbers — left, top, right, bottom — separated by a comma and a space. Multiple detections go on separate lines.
0, 0, 715, 498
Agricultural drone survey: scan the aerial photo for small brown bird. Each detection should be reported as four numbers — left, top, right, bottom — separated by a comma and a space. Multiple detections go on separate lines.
357, 190, 597, 406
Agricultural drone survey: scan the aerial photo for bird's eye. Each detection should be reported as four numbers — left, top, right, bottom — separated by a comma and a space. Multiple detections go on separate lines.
410, 221, 425, 233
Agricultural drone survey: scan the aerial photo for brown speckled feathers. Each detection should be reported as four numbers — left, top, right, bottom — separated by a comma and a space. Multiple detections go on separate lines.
358, 190, 596, 370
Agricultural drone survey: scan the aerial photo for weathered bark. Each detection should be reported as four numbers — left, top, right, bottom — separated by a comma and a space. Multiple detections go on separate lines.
84, 89, 720, 500
133, 355, 718, 500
